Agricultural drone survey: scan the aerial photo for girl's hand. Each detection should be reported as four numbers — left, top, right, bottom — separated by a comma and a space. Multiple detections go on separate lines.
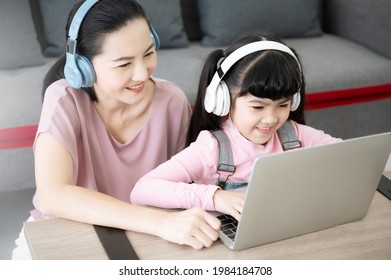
158, 208, 221, 249
213, 189, 245, 221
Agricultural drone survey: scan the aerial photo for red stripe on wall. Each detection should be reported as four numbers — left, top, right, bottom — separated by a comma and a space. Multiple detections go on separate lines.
0, 125, 38, 150
305, 84, 391, 110
1, 84, 390, 150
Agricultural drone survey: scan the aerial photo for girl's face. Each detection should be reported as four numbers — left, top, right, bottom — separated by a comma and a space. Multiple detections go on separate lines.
91, 18, 157, 106
230, 93, 292, 145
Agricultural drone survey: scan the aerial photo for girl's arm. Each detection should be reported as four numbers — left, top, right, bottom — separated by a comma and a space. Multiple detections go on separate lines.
131, 157, 220, 210
131, 131, 245, 221
131, 131, 220, 210
34, 132, 220, 249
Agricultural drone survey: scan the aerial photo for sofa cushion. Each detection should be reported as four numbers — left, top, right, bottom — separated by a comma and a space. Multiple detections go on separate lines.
0, 1, 45, 70
324, 0, 391, 59
30, 0, 77, 57
32, 0, 188, 55
153, 43, 216, 103
197, 0, 323, 47
285, 34, 391, 96
154, 34, 391, 106
139, 0, 189, 48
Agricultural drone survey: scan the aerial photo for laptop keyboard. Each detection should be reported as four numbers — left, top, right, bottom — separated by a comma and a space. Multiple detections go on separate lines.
217, 214, 238, 241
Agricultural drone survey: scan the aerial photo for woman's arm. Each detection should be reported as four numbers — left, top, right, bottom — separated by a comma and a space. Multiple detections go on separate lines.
34, 132, 220, 249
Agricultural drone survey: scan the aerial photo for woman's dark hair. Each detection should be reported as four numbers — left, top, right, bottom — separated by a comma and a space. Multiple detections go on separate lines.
186, 32, 306, 146
42, 0, 151, 102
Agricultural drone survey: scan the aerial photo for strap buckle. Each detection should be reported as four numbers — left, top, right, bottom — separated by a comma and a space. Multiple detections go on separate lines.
282, 140, 302, 151
216, 163, 236, 188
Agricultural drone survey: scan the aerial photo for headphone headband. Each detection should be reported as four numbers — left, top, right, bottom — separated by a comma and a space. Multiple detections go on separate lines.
205, 41, 302, 116
68, 0, 99, 41
220, 41, 299, 78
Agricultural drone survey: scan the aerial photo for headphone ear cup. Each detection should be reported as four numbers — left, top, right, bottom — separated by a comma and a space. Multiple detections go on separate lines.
290, 92, 301, 111
204, 84, 217, 114
64, 53, 83, 89
214, 81, 231, 116
75, 55, 96, 88
64, 54, 95, 89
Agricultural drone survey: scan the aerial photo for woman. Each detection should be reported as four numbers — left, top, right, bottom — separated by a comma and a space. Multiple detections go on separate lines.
12, 0, 219, 259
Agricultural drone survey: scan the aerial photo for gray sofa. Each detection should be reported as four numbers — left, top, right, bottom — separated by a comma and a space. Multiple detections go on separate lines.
0, 0, 391, 259
153, 0, 391, 140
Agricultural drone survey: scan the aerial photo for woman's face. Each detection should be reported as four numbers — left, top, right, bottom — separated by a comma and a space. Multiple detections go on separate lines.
230, 93, 292, 145
91, 18, 157, 105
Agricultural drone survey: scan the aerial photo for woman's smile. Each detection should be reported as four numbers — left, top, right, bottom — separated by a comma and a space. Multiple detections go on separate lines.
126, 82, 144, 93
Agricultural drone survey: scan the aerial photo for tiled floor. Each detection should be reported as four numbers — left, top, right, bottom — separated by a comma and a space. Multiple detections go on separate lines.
0, 188, 34, 260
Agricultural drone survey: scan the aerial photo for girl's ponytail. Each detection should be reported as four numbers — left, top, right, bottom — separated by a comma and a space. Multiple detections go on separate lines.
186, 49, 225, 146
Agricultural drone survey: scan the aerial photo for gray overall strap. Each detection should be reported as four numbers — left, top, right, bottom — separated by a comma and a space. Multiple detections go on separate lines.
277, 121, 302, 150
211, 130, 236, 187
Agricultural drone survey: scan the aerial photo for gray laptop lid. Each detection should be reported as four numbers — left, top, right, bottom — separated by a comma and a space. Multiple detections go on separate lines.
220, 132, 391, 250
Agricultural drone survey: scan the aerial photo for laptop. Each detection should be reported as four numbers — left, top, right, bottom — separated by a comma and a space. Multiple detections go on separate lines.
217, 131, 391, 250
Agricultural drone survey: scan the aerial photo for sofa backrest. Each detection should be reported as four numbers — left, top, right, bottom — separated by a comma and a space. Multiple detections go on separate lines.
180, 0, 323, 47
323, 0, 391, 59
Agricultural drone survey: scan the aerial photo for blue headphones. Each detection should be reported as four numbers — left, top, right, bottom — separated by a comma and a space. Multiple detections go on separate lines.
64, 0, 160, 89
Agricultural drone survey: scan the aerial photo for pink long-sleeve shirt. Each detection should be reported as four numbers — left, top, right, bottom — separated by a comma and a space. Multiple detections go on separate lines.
31, 77, 191, 220
131, 118, 341, 211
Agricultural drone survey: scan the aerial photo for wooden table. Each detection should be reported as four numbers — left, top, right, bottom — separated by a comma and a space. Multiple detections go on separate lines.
24, 187, 391, 260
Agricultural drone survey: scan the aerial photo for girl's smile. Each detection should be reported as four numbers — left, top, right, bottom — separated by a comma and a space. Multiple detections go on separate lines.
256, 126, 273, 135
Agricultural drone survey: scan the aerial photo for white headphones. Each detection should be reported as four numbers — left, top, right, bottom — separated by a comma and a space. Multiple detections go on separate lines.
204, 41, 302, 116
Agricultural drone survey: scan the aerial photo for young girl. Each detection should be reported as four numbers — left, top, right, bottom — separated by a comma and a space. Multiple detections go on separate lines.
131, 33, 341, 221
12, 0, 220, 258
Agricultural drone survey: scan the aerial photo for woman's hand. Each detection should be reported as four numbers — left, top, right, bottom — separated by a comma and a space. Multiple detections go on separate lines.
213, 189, 245, 221
158, 208, 221, 249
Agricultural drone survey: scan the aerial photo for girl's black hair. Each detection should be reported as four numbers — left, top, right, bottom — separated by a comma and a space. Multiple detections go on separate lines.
42, 0, 151, 102
186, 32, 306, 146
